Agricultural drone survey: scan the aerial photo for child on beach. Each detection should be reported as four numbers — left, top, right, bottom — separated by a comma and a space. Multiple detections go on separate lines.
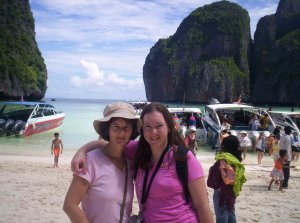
268, 149, 287, 191
51, 132, 63, 167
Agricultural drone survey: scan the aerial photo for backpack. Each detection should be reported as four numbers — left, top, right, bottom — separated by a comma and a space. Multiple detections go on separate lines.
175, 146, 190, 203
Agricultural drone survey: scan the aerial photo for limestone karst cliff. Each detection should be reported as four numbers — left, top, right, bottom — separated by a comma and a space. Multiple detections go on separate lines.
143, 1, 251, 103
251, 0, 300, 104
143, 0, 300, 105
0, 0, 47, 101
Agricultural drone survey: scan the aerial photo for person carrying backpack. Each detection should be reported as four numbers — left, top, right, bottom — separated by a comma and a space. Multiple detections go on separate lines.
207, 135, 246, 223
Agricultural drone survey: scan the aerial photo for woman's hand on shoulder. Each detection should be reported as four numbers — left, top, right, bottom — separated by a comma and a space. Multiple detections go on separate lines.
71, 140, 108, 173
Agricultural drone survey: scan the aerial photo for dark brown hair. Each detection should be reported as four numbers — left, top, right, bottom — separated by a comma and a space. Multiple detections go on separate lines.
221, 135, 242, 161
134, 102, 185, 170
98, 118, 139, 141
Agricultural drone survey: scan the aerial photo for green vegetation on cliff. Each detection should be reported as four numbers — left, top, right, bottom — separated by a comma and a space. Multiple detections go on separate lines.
190, 1, 249, 39
143, 1, 251, 103
0, 0, 47, 99
208, 57, 247, 80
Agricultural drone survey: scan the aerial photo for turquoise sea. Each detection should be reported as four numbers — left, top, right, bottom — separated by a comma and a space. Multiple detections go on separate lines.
0, 98, 298, 155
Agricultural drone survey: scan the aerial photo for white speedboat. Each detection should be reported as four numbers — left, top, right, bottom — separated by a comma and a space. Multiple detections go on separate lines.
128, 101, 150, 116
268, 111, 300, 135
203, 103, 276, 149
0, 102, 65, 137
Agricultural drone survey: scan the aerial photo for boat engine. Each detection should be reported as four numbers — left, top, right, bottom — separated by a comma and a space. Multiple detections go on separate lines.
0, 119, 6, 135
3, 119, 15, 135
11, 120, 26, 134
0, 119, 5, 128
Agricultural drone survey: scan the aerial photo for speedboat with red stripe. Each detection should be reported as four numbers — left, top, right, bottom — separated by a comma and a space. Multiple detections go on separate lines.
0, 102, 65, 137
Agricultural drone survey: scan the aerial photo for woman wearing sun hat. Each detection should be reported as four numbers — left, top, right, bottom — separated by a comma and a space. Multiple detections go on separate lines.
63, 102, 141, 223
238, 131, 252, 160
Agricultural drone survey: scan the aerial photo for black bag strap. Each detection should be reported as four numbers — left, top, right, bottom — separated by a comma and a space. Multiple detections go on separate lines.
119, 158, 128, 223
141, 145, 169, 205
175, 146, 190, 203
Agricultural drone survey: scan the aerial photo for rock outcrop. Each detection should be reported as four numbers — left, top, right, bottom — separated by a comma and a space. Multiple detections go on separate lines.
143, 1, 251, 103
0, 0, 47, 101
143, 0, 300, 105
251, 0, 300, 104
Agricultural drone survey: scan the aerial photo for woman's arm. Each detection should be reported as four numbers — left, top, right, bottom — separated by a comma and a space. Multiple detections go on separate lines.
63, 175, 90, 223
71, 140, 108, 174
189, 177, 214, 223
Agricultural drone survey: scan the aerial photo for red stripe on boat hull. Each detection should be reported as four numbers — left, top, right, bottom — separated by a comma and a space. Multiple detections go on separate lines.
23, 117, 65, 137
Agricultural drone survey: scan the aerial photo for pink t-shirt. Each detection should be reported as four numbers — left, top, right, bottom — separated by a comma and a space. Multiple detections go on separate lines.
75, 149, 134, 223
125, 141, 205, 223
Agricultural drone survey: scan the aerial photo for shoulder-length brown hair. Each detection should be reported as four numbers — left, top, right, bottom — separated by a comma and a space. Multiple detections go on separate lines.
134, 102, 185, 171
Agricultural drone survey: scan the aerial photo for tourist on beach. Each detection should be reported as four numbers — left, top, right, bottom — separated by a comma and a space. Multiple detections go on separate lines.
221, 121, 231, 131
279, 126, 292, 189
258, 114, 271, 131
71, 102, 214, 223
249, 114, 260, 130
238, 131, 252, 160
63, 102, 141, 223
268, 149, 287, 191
273, 126, 282, 137
172, 113, 180, 130
291, 132, 300, 161
255, 132, 267, 165
266, 134, 275, 156
207, 135, 246, 223
51, 132, 63, 167
185, 125, 198, 156
179, 120, 187, 138
273, 134, 281, 161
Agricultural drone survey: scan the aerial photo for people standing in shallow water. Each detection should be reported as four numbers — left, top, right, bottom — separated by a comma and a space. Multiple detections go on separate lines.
51, 132, 63, 167
207, 135, 246, 223
71, 102, 214, 223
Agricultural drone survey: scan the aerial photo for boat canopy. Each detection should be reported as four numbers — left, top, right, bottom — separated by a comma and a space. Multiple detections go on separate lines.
168, 107, 201, 114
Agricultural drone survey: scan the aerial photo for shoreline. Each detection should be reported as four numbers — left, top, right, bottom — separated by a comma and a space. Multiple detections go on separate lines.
1, 149, 300, 222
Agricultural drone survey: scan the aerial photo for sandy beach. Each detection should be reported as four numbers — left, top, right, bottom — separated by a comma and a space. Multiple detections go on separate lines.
1, 148, 300, 223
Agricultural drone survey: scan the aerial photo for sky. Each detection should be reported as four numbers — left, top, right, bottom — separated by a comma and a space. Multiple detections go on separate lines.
29, 0, 280, 100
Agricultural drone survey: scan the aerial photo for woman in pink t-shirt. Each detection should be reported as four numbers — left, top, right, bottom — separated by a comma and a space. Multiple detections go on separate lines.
63, 102, 142, 223
72, 102, 213, 223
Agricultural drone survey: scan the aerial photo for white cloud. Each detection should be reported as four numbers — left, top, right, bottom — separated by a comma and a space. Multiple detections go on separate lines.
30, 0, 280, 100
70, 60, 142, 90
